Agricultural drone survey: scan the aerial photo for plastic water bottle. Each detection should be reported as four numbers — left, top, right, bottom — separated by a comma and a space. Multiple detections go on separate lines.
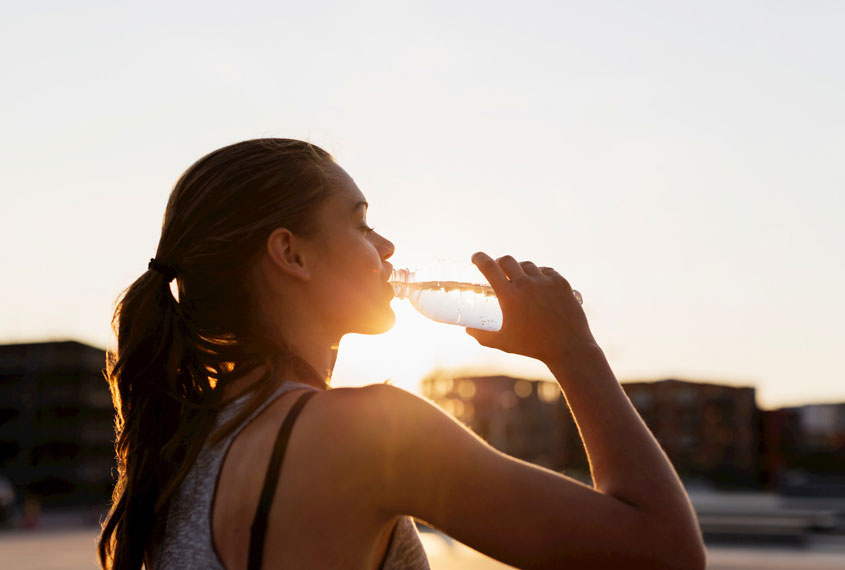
389, 259, 582, 331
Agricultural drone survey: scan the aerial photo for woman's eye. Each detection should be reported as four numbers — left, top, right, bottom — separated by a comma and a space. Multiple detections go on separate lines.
360, 224, 375, 234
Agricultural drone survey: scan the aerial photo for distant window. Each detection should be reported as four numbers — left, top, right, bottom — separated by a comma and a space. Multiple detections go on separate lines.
537, 382, 561, 404
678, 387, 696, 404
499, 392, 517, 409
462, 401, 475, 422
514, 380, 533, 399
436, 377, 454, 397
457, 380, 476, 400
679, 435, 696, 449
630, 391, 653, 409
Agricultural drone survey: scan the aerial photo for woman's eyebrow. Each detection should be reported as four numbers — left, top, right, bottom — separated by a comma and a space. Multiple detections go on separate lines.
352, 200, 368, 213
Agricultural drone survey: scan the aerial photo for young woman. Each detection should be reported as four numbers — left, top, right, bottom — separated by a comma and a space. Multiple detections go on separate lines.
97, 138, 706, 569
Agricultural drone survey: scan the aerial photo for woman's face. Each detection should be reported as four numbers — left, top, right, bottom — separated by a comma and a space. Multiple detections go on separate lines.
304, 162, 396, 336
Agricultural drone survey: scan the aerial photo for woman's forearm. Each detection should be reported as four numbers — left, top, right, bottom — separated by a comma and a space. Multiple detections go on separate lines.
545, 345, 702, 535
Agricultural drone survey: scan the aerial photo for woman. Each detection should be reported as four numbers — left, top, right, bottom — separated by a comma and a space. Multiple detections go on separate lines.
97, 138, 706, 569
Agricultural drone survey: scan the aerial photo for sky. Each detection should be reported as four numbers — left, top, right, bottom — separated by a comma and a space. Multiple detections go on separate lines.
1, 1, 843, 409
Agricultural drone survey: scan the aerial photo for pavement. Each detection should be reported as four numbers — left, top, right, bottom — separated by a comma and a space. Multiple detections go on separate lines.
2, 524, 845, 569
2, 508, 845, 569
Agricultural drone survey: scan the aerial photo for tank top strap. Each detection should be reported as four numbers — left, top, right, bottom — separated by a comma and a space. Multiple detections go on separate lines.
247, 388, 318, 570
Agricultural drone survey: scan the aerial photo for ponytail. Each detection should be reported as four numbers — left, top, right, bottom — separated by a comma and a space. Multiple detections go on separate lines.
97, 139, 335, 570
98, 266, 212, 569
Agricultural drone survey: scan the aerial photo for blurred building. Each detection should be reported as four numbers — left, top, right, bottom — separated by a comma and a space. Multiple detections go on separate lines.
420, 372, 569, 471
792, 403, 845, 450
776, 403, 845, 496
422, 371, 845, 494
0, 341, 113, 507
422, 373, 763, 485
758, 407, 802, 488
622, 379, 758, 485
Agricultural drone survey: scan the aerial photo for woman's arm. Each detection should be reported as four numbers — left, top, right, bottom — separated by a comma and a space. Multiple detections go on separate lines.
464, 252, 703, 556
356, 379, 704, 569
545, 344, 702, 542
351, 253, 705, 569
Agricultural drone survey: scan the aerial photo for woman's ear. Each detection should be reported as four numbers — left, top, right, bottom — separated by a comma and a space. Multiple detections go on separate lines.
266, 227, 311, 281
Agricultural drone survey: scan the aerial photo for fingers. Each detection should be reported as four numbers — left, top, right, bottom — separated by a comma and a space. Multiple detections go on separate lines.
470, 252, 511, 291
473, 252, 552, 284
540, 265, 574, 291
520, 261, 542, 277
473, 252, 570, 290
496, 255, 526, 282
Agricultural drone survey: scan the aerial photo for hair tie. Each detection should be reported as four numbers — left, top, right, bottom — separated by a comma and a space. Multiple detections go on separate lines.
148, 258, 178, 283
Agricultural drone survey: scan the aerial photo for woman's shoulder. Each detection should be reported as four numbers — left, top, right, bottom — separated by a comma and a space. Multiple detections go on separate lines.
308, 383, 457, 442
300, 382, 531, 546
304, 383, 436, 441
301, 383, 492, 503
297, 383, 464, 484
318, 382, 425, 407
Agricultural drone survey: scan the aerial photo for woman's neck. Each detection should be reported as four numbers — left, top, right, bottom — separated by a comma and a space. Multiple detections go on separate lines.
220, 338, 339, 402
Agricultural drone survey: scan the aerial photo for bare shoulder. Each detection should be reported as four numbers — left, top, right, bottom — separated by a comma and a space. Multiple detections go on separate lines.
311, 383, 447, 424
283, 383, 478, 523
305, 383, 498, 514
311, 382, 430, 412
308, 383, 483, 452
303, 383, 470, 456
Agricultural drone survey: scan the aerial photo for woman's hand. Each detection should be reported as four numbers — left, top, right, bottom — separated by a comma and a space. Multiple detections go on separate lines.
465, 252, 598, 365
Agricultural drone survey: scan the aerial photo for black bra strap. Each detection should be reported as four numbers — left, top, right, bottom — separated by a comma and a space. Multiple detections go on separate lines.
247, 389, 318, 570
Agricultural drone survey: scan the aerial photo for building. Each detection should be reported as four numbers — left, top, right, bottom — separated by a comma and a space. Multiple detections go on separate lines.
774, 403, 845, 496
421, 370, 845, 492
0, 341, 113, 507
422, 372, 764, 486
792, 403, 845, 451
622, 379, 758, 485
758, 407, 802, 489
420, 372, 570, 472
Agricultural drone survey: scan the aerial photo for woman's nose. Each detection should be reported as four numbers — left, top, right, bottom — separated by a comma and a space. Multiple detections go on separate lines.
379, 234, 395, 260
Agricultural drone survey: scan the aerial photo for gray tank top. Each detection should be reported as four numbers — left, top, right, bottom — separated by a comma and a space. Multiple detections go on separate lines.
152, 380, 430, 569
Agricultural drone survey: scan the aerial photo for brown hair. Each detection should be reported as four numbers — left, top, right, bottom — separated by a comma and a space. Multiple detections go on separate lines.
97, 139, 336, 570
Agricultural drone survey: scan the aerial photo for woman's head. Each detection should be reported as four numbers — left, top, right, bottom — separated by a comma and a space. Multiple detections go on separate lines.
98, 138, 394, 570
159, 138, 395, 355
252, 159, 396, 340
158, 139, 333, 353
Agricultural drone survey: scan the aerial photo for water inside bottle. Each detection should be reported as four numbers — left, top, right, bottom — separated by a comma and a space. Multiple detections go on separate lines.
389, 261, 582, 331
394, 280, 504, 331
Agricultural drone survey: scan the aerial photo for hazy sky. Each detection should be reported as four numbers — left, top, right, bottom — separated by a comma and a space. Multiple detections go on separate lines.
2, 1, 843, 408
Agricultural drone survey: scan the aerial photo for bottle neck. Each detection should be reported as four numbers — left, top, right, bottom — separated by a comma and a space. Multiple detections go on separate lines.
389, 268, 412, 298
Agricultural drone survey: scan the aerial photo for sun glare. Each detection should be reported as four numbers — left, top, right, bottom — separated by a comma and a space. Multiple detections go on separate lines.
333, 299, 464, 396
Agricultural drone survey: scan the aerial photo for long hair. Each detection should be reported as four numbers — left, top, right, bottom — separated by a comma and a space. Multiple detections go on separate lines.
97, 139, 336, 570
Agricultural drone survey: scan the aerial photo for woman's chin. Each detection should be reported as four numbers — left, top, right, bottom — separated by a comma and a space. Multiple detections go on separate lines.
352, 307, 396, 335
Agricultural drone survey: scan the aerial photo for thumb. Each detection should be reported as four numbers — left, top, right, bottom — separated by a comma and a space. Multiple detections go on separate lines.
465, 327, 497, 347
